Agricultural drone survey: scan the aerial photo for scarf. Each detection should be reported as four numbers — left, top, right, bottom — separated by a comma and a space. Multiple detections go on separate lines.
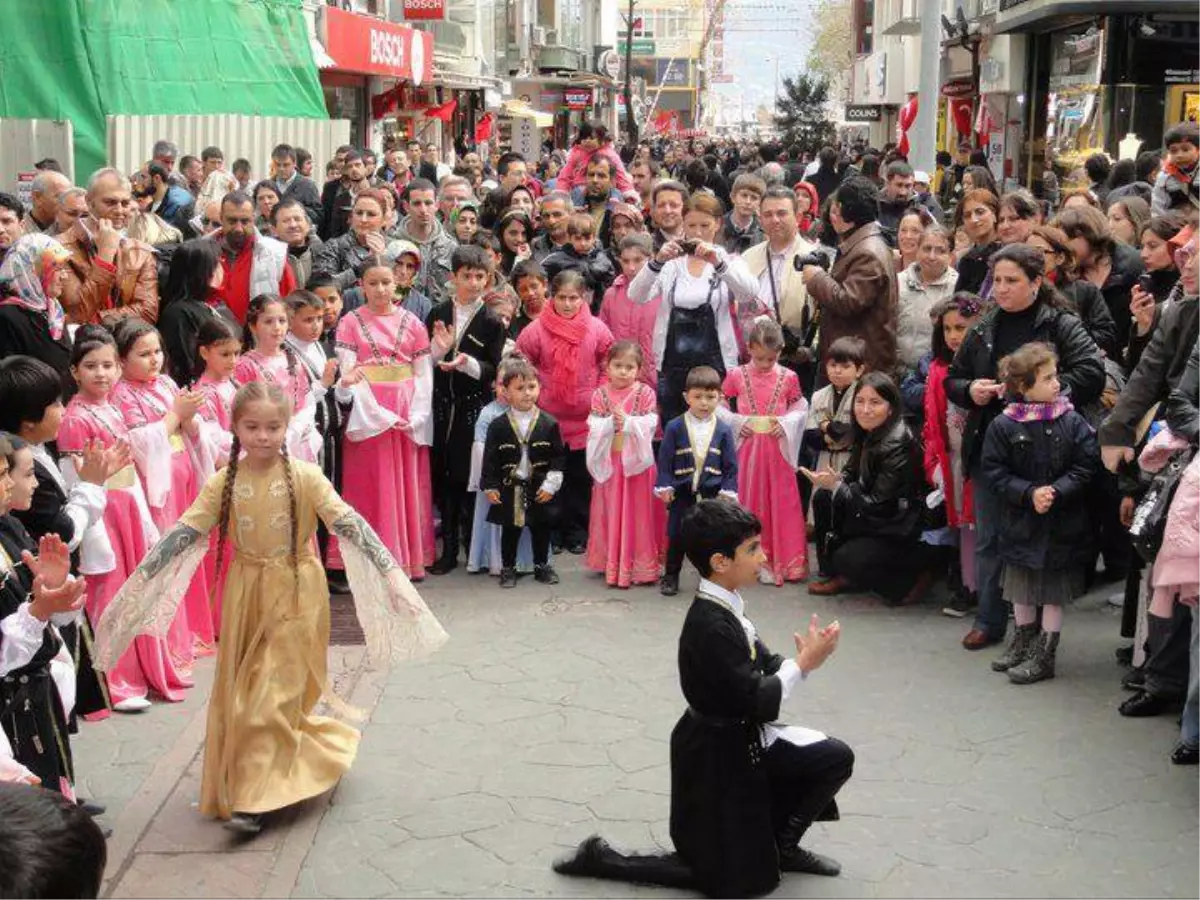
1163, 160, 1196, 186
538, 301, 592, 405
1002, 395, 1074, 423
0, 234, 69, 340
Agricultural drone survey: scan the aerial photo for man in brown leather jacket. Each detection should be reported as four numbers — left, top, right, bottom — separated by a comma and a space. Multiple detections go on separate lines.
58, 168, 159, 326
800, 176, 899, 381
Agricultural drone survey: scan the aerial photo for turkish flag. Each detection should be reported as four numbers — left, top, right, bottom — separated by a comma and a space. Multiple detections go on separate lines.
474, 112, 495, 143
425, 99, 458, 122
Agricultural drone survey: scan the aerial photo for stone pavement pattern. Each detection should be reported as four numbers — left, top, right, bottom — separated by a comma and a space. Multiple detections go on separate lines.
77, 561, 1200, 899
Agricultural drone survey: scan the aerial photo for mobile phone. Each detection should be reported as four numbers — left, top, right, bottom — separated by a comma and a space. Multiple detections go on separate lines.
1137, 274, 1155, 295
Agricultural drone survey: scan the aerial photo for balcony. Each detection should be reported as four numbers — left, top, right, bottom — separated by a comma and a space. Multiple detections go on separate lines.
878, 0, 921, 36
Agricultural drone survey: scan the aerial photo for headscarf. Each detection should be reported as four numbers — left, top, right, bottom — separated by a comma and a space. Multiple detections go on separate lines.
0, 234, 71, 339
609, 202, 645, 232
448, 200, 480, 235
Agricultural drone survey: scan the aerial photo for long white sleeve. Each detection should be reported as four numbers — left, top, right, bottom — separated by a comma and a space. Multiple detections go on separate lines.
409, 355, 434, 446
0, 604, 46, 676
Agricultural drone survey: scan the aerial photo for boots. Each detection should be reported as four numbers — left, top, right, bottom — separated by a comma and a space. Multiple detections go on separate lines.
1008, 631, 1059, 684
776, 814, 841, 876
991, 623, 1038, 672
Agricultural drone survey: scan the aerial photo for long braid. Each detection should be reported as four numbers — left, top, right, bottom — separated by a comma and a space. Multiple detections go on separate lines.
210, 433, 241, 606
280, 443, 300, 599
281, 341, 303, 411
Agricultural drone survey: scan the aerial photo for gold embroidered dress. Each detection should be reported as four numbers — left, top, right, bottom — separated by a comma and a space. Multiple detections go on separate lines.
95, 458, 447, 819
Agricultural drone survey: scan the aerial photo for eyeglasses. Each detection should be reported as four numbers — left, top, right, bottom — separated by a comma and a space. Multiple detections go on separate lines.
1174, 243, 1196, 270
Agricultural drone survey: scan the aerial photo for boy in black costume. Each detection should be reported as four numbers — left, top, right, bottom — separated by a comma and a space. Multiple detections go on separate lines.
554, 499, 855, 897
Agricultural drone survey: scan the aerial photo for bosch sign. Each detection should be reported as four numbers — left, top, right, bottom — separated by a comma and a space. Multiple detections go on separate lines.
323, 6, 434, 84
404, 0, 446, 19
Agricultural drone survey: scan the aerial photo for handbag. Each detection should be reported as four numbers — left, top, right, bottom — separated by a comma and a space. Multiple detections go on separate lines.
1129, 448, 1193, 563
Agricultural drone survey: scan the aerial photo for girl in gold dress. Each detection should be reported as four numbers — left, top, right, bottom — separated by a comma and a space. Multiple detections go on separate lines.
95, 382, 447, 833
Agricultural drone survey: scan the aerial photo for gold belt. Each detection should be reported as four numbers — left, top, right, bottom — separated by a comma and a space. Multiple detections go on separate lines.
361, 364, 413, 383
747, 416, 774, 434
612, 433, 625, 452
169, 434, 186, 452
105, 465, 137, 491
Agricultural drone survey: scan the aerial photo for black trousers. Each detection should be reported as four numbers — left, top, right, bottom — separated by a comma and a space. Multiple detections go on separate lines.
438, 480, 473, 560
811, 490, 924, 601
765, 736, 855, 835
1144, 602, 1191, 699
502, 524, 551, 568
558, 449, 592, 545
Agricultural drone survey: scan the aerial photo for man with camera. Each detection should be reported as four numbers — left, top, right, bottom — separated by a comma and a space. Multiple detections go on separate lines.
800, 176, 899, 382
742, 186, 824, 395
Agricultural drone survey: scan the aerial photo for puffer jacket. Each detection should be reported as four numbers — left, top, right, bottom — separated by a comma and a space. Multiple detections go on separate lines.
945, 301, 1106, 471
1164, 340, 1199, 445
981, 403, 1100, 569
805, 222, 899, 376
832, 412, 922, 539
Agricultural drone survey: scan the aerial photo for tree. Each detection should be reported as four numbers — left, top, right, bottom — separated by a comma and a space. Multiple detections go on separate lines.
773, 73, 837, 152
806, 0, 855, 88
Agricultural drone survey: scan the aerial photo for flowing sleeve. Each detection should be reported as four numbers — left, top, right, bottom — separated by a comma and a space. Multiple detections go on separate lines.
337, 316, 403, 443
0, 604, 48, 677
718, 370, 749, 447
622, 409, 657, 477
119, 406, 176, 512
775, 370, 807, 468
93, 469, 226, 670
408, 319, 433, 446
310, 466, 447, 664
586, 412, 615, 483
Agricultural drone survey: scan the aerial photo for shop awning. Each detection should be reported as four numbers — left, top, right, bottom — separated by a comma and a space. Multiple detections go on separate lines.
501, 100, 555, 128
432, 64, 503, 92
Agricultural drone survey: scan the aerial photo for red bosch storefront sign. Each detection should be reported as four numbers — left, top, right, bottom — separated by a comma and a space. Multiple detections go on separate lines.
323, 6, 435, 85
403, 0, 446, 21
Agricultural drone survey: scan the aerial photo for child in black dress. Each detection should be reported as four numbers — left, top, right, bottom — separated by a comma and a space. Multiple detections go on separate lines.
481, 358, 565, 588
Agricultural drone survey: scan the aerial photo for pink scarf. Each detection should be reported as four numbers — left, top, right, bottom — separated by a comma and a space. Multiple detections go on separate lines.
1002, 396, 1074, 423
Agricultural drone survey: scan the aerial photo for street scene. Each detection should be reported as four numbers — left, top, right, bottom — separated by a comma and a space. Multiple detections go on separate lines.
1, 0, 1199, 898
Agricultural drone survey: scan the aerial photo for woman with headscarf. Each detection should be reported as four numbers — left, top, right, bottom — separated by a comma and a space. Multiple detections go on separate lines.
449, 200, 480, 244
0, 235, 73, 389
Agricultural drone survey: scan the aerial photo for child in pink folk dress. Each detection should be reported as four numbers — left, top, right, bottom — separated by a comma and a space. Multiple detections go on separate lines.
516, 270, 614, 553
110, 319, 210, 664
553, 122, 637, 199
234, 294, 324, 465
721, 317, 809, 585
585, 341, 665, 587
334, 255, 436, 579
599, 234, 660, 390
60, 326, 189, 711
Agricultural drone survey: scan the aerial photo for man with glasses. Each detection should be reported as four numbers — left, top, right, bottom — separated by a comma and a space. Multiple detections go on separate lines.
58, 168, 160, 325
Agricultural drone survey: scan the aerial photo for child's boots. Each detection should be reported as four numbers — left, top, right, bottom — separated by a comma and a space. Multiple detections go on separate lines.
1008, 632, 1059, 685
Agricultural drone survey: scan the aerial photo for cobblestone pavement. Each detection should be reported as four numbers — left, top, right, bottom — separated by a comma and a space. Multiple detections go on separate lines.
77, 558, 1199, 899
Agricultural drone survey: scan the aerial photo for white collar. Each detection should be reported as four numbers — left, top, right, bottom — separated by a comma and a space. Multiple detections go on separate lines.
511, 407, 536, 426
698, 578, 745, 617
685, 411, 716, 430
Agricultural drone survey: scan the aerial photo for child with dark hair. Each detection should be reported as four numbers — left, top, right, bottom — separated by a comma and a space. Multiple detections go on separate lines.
655, 365, 739, 596
1152, 122, 1199, 215
509, 260, 548, 338
554, 497, 853, 897
981, 342, 1100, 684
306, 272, 344, 359
541, 214, 618, 311
480, 360, 565, 588
193, 317, 242, 435
426, 245, 507, 573
95, 382, 446, 835
0, 781, 108, 897
554, 121, 637, 199
803, 336, 866, 482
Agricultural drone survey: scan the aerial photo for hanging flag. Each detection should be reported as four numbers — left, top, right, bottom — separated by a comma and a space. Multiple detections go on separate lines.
896, 93, 919, 157
474, 112, 495, 143
425, 99, 458, 122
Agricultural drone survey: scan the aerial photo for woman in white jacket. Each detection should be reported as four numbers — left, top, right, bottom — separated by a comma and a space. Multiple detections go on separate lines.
627, 193, 761, 423
896, 220, 958, 372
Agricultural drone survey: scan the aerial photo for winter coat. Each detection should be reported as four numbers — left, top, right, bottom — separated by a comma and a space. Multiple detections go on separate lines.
541, 244, 618, 312
721, 212, 764, 256
980, 405, 1100, 569
154, 184, 195, 232
1058, 278, 1118, 359
831, 413, 922, 539
1098, 240, 1145, 352
276, 174, 324, 226
312, 231, 374, 292
896, 263, 958, 370
1164, 340, 1199, 445
58, 219, 160, 325
945, 301, 1106, 471
901, 351, 933, 419
805, 222, 900, 376
954, 240, 1001, 296
285, 234, 324, 288
599, 273, 659, 388
804, 165, 842, 206
554, 144, 636, 196
876, 194, 941, 247
1151, 164, 1198, 216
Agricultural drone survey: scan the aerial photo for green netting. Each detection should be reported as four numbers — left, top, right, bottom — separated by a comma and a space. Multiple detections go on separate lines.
0, 0, 326, 177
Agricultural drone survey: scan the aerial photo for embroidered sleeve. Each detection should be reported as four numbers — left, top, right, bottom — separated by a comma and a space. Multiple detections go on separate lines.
330, 512, 399, 575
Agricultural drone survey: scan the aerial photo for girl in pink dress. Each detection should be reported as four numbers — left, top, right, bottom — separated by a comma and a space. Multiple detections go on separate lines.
721, 317, 809, 585
585, 341, 664, 587
110, 319, 209, 664
516, 271, 614, 552
599, 235, 659, 390
60, 326, 189, 711
234, 295, 322, 464
334, 256, 435, 579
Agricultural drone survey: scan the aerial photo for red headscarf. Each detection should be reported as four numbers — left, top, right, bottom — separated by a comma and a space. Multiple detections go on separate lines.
793, 181, 820, 234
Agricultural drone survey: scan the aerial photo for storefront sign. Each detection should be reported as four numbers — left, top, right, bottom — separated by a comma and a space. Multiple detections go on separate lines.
941, 79, 975, 98
1165, 69, 1200, 85
403, 0, 445, 20
323, 6, 434, 85
656, 59, 690, 87
619, 38, 655, 56
564, 88, 593, 110
844, 104, 882, 122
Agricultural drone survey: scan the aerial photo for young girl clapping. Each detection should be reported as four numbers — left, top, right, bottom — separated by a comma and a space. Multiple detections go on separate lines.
585, 341, 663, 587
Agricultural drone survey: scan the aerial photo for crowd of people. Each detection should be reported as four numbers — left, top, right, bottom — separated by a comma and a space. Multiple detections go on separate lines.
0, 116, 1198, 882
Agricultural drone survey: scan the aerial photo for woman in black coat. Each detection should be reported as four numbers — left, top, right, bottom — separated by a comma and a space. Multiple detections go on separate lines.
945, 243, 1106, 651
1056, 204, 1145, 351
1025, 224, 1118, 358
954, 189, 1002, 296
804, 371, 926, 603
157, 238, 229, 386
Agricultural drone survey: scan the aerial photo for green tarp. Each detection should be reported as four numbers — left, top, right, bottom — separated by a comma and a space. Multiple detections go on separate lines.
0, 0, 327, 178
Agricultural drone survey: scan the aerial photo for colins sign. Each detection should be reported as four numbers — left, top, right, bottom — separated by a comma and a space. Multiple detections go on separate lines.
324, 6, 435, 85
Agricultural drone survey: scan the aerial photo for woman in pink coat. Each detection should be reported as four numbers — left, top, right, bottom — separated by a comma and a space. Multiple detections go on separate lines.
516, 270, 614, 553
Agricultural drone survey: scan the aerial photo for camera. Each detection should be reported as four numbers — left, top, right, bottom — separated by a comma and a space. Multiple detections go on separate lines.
677, 238, 699, 255
793, 249, 833, 272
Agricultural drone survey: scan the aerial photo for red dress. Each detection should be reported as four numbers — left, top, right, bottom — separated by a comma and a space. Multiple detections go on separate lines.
722, 365, 809, 584
585, 383, 665, 586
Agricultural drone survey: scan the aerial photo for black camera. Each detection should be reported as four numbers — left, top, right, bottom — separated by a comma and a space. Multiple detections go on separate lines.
793, 249, 832, 272
677, 238, 700, 255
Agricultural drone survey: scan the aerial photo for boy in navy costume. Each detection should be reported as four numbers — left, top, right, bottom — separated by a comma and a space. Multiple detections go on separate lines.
655, 365, 738, 596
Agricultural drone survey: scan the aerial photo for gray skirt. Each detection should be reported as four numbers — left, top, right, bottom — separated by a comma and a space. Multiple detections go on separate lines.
1002, 563, 1087, 607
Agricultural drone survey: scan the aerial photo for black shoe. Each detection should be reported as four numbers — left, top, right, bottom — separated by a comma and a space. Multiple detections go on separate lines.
1119, 690, 1184, 718
429, 554, 458, 575
325, 571, 350, 594
77, 798, 106, 817
1171, 742, 1199, 765
1121, 667, 1145, 691
534, 565, 560, 585
778, 846, 841, 877
567, 541, 587, 555
499, 567, 518, 588
1114, 645, 1134, 666
660, 574, 679, 596
942, 588, 977, 618
223, 813, 263, 835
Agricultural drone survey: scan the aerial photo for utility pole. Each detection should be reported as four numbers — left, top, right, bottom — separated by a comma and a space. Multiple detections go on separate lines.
622, 0, 639, 146
909, 0, 941, 172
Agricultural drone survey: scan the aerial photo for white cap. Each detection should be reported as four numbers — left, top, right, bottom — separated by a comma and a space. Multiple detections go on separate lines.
914, 170, 931, 185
